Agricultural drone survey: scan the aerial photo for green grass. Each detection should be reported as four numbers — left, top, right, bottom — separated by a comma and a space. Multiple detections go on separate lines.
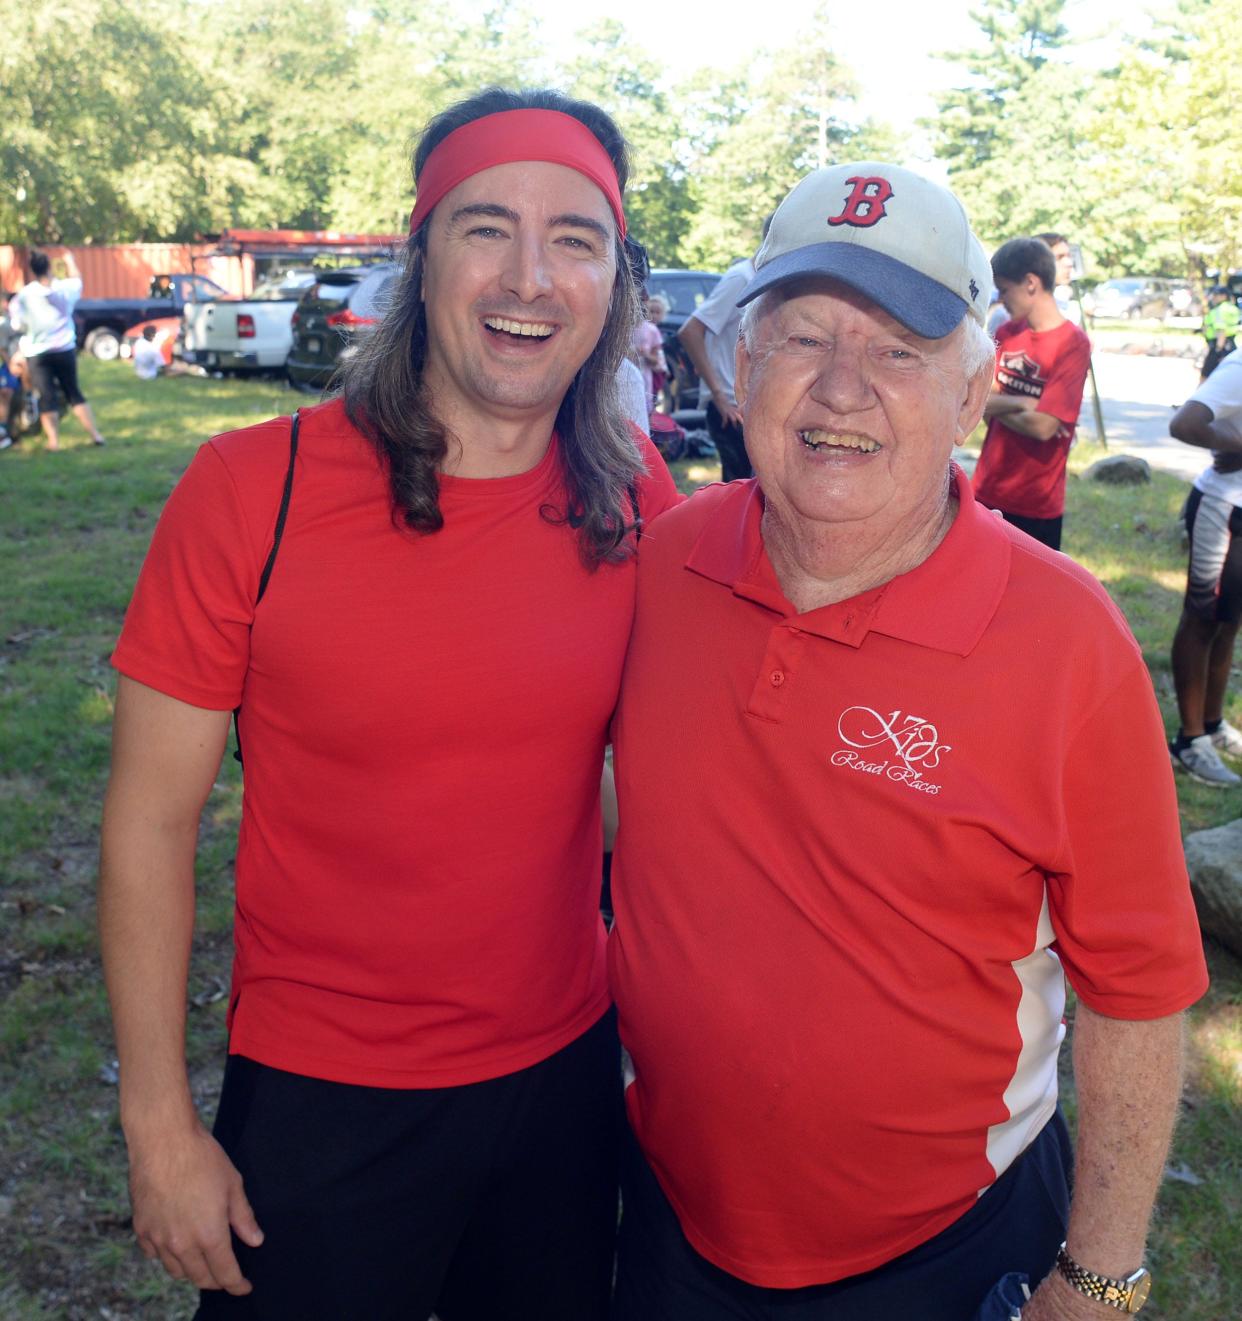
1, 365, 1238, 1317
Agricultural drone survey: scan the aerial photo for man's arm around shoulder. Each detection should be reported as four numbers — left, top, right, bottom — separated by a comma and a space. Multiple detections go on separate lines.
1021, 1004, 1186, 1319
99, 676, 262, 1295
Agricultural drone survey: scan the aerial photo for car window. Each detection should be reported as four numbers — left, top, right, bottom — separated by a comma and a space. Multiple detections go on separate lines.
647, 273, 721, 318
351, 267, 398, 320
307, 277, 358, 306
250, 272, 317, 301
186, 275, 228, 300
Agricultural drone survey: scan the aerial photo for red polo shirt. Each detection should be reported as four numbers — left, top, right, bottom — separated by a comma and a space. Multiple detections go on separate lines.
609, 469, 1206, 1288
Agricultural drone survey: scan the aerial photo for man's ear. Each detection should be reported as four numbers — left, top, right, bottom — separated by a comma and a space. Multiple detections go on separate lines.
959, 360, 992, 439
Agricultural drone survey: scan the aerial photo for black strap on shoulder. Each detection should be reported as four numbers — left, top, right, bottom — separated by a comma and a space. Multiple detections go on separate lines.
233, 411, 300, 767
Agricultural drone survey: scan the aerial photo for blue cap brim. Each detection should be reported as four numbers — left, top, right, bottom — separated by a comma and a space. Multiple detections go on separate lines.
736, 244, 968, 339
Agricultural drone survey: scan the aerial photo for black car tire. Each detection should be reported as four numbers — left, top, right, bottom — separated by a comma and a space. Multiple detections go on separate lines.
286, 366, 321, 394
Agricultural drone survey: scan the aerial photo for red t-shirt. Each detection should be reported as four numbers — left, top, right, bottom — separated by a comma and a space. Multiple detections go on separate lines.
112, 398, 679, 1088
973, 317, 1092, 519
608, 470, 1207, 1288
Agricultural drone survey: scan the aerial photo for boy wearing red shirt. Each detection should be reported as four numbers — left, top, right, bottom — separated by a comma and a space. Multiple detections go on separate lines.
973, 237, 1092, 550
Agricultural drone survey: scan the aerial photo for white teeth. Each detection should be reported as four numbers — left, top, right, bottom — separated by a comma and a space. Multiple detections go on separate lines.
799, 430, 881, 453
483, 316, 555, 338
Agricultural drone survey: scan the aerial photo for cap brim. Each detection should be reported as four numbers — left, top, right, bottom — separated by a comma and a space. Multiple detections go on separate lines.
736, 244, 969, 339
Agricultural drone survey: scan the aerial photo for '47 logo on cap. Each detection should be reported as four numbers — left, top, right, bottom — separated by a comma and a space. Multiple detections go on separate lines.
827, 176, 893, 229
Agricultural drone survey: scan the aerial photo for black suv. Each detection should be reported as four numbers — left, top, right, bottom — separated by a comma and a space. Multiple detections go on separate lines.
646, 269, 722, 411
286, 263, 400, 392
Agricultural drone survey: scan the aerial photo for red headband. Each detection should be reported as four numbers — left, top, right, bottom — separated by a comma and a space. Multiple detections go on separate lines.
408, 108, 626, 239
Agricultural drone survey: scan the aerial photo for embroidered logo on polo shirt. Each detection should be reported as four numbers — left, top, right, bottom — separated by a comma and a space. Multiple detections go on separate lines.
830, 706, 951, 796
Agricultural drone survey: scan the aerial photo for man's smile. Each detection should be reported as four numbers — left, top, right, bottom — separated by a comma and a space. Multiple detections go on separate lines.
482, 315, 557, 341
798, 429, 882, 454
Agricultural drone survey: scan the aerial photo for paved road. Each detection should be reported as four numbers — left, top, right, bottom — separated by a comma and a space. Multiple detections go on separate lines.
1079, 350, 1205, 483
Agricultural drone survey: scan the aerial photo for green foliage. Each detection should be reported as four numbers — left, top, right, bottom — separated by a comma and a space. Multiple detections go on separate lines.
0, 367, 1239, 1317
5, 0, 1242, 291
934, 0, 1070, 170
675, 6, 895, 270
935, 0, 1242, 282
561, 20, 693, 268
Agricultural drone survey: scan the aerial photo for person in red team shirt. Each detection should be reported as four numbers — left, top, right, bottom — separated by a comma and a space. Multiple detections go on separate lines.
973, 236, 1092, 551
608, 164, 1206, 1321
98, 87, 677, 1320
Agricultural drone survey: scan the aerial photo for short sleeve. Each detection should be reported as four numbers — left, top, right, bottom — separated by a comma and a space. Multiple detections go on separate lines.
1046, 659, 1209, 1019
111, 443, 268, 709
690, 265, 749, 337
1036, 330, 1091, 426
1192, 357, 1242, 424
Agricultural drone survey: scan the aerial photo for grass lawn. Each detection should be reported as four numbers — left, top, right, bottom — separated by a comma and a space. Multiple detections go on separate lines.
1, 363, 1239, 1318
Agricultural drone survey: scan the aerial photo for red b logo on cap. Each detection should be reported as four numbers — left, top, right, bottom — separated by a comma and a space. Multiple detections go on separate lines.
827, 177, 893, 228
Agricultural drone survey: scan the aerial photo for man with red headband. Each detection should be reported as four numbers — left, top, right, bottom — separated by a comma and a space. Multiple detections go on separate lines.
100, 87, 677, 1320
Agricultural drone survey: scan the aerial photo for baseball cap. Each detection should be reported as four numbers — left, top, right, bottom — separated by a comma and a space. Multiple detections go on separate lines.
737, 163, 991, 339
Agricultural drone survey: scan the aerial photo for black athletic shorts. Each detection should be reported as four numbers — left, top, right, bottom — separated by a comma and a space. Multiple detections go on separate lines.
195, 1011, 622, 1321
27, 348, 85, 410
613, 1112, 1073, 1321
999, 509, 1063, 551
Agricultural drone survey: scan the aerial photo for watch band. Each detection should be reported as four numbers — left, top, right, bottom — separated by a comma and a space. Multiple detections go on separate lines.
1056, 1244, 1152, 1313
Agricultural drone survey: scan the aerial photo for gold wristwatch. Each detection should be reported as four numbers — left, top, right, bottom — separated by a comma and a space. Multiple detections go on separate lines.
1056, 1244, 1152, 1313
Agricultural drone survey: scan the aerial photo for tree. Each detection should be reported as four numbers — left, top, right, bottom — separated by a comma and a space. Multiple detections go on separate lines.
675, 7, 895, 270
325, 1, 541, 234
933, 0, 1070, 171
559, 20, 693, 268
0, 0, 252, 241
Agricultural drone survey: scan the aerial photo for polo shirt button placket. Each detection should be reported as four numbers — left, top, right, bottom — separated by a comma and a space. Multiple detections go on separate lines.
747, 628, 799, 721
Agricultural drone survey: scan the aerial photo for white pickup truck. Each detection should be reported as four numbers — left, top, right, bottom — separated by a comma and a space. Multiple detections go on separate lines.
181, 270, 318, 374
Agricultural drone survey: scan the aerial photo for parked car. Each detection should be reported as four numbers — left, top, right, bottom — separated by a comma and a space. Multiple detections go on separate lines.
285, 264, 400, 392
182, 269, 319, 375
1081, 277, 1200, 325
74, 273, 229, 360
646, 268, 722, 411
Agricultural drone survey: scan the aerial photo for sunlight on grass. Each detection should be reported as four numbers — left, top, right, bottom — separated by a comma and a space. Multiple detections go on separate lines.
2, 364, 1239, 1319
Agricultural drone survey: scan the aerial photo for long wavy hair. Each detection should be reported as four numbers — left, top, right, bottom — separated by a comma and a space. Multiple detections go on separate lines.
342, 88, 644, 568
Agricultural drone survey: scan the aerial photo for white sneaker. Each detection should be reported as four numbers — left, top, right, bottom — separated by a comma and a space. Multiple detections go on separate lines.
1210, 719, 1242, 759
1172, 735, 1242, 787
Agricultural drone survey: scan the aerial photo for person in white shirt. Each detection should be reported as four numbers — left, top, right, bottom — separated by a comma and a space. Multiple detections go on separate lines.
10, 250, 105, 449
677, 219, 771, 482
132, 326, 165, 381
1169, 349, 1242, 786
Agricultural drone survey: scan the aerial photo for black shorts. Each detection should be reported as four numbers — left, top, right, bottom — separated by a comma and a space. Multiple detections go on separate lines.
195, 1011, 622, 1321
613, 1112, 1072, 1321
706, 401, 752, 484
999, 509, 1062, 551
1183, 485, 1242, 622
1202, 340, 1236, 380
27, 348, 85, 410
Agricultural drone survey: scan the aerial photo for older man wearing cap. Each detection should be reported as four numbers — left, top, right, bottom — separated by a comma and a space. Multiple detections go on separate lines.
99, 87, 677, 1320
608, 164, 1207, 1320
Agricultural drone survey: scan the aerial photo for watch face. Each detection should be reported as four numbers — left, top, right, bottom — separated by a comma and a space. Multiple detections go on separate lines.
1127, 1273, 1152, 1313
